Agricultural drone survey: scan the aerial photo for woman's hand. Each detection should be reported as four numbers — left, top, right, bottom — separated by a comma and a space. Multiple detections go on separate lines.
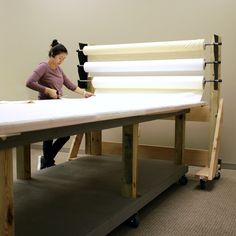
74, 87, 94, 98
44, 87, 58, 99
84, 91, 94, 98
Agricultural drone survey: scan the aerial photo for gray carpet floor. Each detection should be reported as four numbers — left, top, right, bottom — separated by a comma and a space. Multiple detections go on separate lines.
13, 149, 236, 236
109, 168, 236, 236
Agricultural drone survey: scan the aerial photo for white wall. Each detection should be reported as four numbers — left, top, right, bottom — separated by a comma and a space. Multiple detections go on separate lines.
0, 0, 235, 164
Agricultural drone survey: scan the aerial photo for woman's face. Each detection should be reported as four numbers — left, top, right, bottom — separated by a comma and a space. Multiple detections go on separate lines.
53, 53, 67, 66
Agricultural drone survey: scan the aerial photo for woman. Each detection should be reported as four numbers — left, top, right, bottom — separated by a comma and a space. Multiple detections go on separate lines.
26, 39, 93, 170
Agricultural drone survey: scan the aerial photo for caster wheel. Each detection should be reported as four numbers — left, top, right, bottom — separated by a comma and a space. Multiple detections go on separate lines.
126, 213, 139, 228
214, 171, 221, 180
218, 159, 222, 170
179, 175, 188, 185
200, 179, 206, 189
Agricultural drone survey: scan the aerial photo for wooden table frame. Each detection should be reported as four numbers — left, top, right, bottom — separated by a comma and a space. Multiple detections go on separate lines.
0, 108, 189, 236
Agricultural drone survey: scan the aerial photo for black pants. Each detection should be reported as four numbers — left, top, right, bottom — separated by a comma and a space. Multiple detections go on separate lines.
43, 136, 70, 167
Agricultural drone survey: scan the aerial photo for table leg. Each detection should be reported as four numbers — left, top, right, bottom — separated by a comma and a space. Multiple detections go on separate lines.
0, 149, 14, 236
85, 131, 102, 155
175, 114, 186, 164
16, 145, 31, 180
121, 124, 139, 198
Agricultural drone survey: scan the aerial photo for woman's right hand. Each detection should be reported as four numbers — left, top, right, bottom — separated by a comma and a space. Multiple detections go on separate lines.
44, 87, 58, 99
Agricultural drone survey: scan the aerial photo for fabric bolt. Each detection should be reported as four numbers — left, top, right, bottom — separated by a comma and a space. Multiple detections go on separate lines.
83, 39, 205, 55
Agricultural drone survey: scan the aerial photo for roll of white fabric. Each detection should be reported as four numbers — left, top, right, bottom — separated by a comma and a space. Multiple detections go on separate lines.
83, 39, 205, 55
84, 59, 204, 76
92, 76, 203, 90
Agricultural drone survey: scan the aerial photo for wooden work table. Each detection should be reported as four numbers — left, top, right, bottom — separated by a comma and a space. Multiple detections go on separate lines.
0, 97, 204, 235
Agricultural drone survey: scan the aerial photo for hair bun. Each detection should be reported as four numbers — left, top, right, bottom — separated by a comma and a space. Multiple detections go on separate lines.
51, 39, 59, 47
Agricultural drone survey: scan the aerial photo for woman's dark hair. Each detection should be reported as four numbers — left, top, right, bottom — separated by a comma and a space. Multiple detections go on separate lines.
49, 39, 68, 57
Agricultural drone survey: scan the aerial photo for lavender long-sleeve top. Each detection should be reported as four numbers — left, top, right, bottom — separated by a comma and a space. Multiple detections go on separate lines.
26, 62, 77, 99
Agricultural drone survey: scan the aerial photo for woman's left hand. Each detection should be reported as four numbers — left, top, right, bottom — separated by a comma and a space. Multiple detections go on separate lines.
84, 91, 94, 98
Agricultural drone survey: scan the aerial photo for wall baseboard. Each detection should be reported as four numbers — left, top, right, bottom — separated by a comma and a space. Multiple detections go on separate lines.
31, 144, 77, 154
221, 163, 236, 170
